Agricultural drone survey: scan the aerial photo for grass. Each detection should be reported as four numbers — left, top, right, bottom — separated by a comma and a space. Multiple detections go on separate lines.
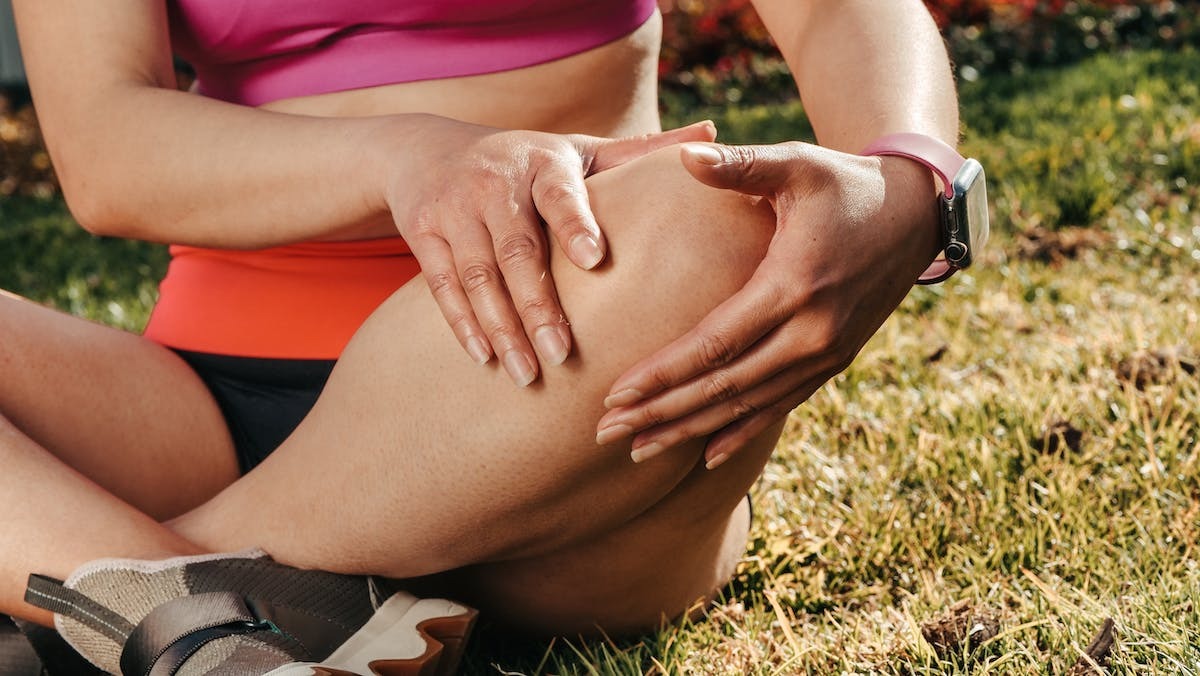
3, 48, 1199, 673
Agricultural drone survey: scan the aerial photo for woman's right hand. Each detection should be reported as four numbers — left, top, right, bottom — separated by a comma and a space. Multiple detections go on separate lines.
383, 116, 716, 387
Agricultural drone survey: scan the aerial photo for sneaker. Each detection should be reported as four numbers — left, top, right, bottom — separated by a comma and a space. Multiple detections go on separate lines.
23, 550, 476, 676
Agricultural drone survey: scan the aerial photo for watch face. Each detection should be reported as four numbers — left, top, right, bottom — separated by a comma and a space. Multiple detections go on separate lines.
948, 159, 989, 268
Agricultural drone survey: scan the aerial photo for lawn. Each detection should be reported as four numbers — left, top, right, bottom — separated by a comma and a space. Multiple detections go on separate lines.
2, 48, 1198, 674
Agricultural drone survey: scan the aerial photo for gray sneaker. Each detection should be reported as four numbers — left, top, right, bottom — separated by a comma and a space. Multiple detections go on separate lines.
23, 550, 476, 676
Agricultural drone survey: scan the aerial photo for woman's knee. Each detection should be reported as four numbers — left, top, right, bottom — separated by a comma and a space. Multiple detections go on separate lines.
458, 146, 778, 556
576, 145, 776, 330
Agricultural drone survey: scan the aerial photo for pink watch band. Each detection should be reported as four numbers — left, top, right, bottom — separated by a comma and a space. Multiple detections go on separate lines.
861, 132, 966, 283
861, 132, 965, 199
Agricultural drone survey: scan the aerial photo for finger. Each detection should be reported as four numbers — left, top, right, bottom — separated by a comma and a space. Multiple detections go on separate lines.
604, 266, 792, 409
405, 233, 492, 365
530, 157, 606, 271
597, 318, 827, 439
702, 370, 835, 468
579, 120, 717, 173
703, 394, 810, 469
621, 364, 802, 464
450, 221, 540, 387
679, 141, 809, 196
485, 198, 572, 367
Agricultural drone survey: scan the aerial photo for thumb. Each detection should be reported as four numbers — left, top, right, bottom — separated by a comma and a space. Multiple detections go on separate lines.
578, 120, 717, 174
679, 142, 801, 197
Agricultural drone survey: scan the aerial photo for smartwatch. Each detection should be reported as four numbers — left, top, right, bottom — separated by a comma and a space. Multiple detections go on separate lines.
862, 133, 990, 284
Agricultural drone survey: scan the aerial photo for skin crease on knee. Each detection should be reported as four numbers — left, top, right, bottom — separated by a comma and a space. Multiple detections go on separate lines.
168, 145, 784, 633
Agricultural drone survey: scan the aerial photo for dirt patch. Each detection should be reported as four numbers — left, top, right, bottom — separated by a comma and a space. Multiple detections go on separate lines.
1015, 226, 1110, 265
1033, 420, 1084, 454
1115, 348, 1198, 390
920, 600, 1001, 658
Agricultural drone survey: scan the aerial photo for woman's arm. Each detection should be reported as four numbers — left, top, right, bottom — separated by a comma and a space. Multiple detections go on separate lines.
598, 0, 962, 465
13, 0, 712, 384
14, 0, 397, 247
760, 0, 958, 150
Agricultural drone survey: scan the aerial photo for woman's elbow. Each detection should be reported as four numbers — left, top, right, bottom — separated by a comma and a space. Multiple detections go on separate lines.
57, 168, 136, 238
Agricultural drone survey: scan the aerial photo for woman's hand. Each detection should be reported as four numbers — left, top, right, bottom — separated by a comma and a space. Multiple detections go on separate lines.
595, 141, 943, 468
386, 117, 716, 386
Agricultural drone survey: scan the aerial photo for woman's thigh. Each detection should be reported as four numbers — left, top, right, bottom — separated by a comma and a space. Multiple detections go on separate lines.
0, 291, 238, 519
174, 144, 778, 626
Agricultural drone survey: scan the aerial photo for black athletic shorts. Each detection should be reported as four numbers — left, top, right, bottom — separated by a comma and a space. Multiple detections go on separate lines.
172, 349, 336, 473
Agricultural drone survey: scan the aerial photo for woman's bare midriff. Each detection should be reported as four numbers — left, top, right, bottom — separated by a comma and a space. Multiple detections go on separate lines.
259, 11, 663, 139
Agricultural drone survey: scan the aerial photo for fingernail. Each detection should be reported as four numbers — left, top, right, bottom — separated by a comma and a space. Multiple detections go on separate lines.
705, 453, 731, 470
682, 143, 723, 166
596, 424, 634, 446
568, 234, 604, 270
502, 350, 536, 387
630, 441, 666, 464
604, 388, 643, 409
466, 336, 491, 365
534, 325, 569, 366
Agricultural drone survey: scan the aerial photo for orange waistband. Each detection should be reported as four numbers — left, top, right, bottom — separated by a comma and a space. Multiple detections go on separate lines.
143, 238, 421, 359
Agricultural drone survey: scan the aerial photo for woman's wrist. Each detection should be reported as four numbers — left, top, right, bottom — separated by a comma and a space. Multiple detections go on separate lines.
875, 155, 943, 275
368, 113, 491, 224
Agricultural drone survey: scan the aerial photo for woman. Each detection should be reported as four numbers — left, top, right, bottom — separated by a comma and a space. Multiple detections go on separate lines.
3, 0, 958, 673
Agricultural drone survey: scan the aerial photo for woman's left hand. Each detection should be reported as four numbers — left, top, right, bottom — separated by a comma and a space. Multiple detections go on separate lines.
596, 141, 944, 468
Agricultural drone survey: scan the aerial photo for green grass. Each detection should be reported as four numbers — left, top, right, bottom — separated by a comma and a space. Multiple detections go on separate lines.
0, 198, 166, 331
4, 48, 1200, 673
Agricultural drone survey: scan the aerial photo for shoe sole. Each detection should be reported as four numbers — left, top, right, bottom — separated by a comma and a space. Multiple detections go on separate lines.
265, 592, 478, 676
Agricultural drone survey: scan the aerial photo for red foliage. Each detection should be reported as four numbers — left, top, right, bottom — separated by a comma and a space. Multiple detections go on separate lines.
658, 0, 774, 77
922, 0, 1135, 27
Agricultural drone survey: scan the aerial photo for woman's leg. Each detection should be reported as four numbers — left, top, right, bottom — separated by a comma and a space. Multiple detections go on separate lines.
172, 145, 782, 632
0, 293, 239, 622
0, 414, 206, 625
0, 292, 240, 516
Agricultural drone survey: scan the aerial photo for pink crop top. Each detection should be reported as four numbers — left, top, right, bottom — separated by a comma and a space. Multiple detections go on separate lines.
168, 0, 658, 106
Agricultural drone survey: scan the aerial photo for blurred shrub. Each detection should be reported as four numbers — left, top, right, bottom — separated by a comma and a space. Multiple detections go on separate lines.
659, 0, 1200, 115
0, 93, 56, 198
936, 0, 1200, 81
659, 0, 789, 111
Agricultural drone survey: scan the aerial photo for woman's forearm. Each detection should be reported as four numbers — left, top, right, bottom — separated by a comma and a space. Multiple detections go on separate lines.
14, 0, 421, 248
755, 0, 959, 151
44, 85, 411, 248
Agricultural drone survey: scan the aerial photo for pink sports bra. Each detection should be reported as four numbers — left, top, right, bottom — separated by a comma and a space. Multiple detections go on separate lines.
168, 0, 658, 106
